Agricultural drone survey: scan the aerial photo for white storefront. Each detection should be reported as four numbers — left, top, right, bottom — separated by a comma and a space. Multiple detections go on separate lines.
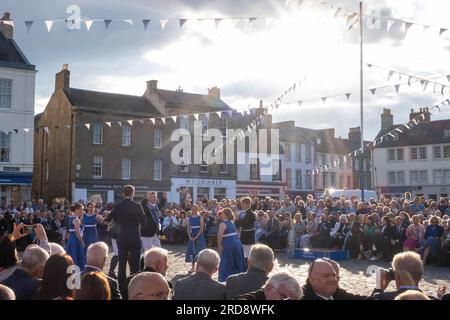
169, 177, 236, 204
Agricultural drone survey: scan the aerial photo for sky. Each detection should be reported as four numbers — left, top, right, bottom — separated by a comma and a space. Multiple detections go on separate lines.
2, 0, 450, 140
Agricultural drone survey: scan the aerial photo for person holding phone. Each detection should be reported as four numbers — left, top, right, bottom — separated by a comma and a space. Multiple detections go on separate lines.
65, 203, 86, 271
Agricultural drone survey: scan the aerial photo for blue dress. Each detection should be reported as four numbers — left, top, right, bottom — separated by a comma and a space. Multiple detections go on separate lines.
82, 214, 98, 255
185, 215, 206, 263
65, 216, 86, 271
218, 220, 246, 282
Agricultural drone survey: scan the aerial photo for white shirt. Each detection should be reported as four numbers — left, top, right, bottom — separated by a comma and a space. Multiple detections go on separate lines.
316, 293, 334, 300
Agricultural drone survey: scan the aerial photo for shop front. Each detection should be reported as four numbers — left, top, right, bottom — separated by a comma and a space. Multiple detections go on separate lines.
0, 172, 32, 205
170, 178, 236, 204
236, 184, 283, 199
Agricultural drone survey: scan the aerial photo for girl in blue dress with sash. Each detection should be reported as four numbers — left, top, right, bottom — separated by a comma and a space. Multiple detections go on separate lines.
217, 208, 246, 282
82, 202, 104, 255
186, 204, 206, 273
65, 203, 86, 271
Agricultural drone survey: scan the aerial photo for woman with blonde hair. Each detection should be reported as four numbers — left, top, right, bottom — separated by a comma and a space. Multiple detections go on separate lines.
403, 215, 425, 251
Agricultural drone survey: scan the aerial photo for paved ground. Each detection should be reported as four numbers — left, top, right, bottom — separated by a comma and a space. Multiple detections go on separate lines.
107, 244, 450, 297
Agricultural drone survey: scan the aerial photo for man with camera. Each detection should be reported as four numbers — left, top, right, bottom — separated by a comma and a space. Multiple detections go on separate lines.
371, 251, 429, 300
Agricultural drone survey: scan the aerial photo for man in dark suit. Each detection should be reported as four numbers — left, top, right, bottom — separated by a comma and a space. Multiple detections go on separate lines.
174, 249, 225, 300
302, 258, 367, 300
371, 251, 431, 300
226, 244, 274, 300
141, 191, 161, 250
261, 210, 281, 250
234, 197, 256, 258
82, 241, 121, 300
105, 185, 147, 296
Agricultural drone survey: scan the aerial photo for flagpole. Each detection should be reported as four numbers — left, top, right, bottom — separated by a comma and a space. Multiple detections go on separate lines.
359, 0, 365, 201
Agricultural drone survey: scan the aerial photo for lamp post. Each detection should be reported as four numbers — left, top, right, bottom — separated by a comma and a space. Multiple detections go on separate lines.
359, 0, 365, 201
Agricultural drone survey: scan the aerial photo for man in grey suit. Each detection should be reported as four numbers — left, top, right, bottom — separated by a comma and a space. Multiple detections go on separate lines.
174, 249, 225, 300
225, 244, 274, 300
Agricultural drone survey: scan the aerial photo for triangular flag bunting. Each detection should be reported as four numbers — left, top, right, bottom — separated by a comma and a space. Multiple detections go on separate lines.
150, 118, 155, 125
124, 19, 133, 26
387, 70, 395, 81
45, 20, 54, 32
171, 116, 177, 122
249, 17, 257, 24
408, 76, 413, 86
387, 19, 395, 32
345, 93, 351, 100
440, 28, 448, 37
127, 120, 133, 126
104, 19, 112, 29
85, 20, 94, 31
25, 21, 34, 33
160, 118, 166, 124
85, 124, 90, 130
142, 19, 151, 30
404, 22, 413, 34
117, 121, 122, 127
321, 97, 327, 103
442, 86, 446, 95
335, 8, 342, 17
298, 101, 303, 107
215, 18, 222, 29
394, 84, 400, 93
215, 111, 221, 118
105, 122, 111, 127
423, 81, 429, 91
160, 19, 169, 30
447, 75, 450, 82
23, 128, 30, 133
370, 88, 376, 95
179, 19, 187, 28
423, 25, 430, 32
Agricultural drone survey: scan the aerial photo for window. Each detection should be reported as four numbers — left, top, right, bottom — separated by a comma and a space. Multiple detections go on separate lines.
272, 159, 281, 181
92, 156, 103, 178
444, 145, 450, 158
388, 149, 395, 161
220, 164, 228, 174
250, 162, 259, 180
0, 132, 11, 162
419, 147, 427, 160
201, 115, 209, 133
339, 175, 344, 188
153, 159, 162, 181
314, 174, 318, 189
434, 170, 443, 184
180, 116, 188, 131
419, 170, 428, 184
305, 170, 312, 189
286, 168, 292, 188
219, 118, 227, 137
410, 147, 418, 160
397, 171, 405, 184
200, 161, 208, 173
154, 128, 162, 148
347, 157, 351, 169
322, 173, 327, 188
339, 156, 344, 168
296, 169, 302, 189
0, 79, 12, 109
284, 143, 291, 161
321, 154, 327, 165
331, 173, 336, 187
122, 158, 131, 180
388, 171, 396, 185
45, 160, 49, 182
305, 145, 312, 163
122, 125, 131, 146
93, 123, 103, 144
397, 148, 403, 160
445, 170, 450, 184
444, 129, 450, 137
179, 149, 188, 172
314, 152, 318, 164
410, 171, 418, 185
347, 175, 351, 188
434, 146, 442, 159
295, 144, 301, 162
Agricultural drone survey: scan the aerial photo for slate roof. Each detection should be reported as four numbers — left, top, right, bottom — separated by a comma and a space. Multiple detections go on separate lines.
157, 89, 231, 112
0, 30, 35, 71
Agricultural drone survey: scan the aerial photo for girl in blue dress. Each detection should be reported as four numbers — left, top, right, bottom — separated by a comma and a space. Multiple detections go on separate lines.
82, 202, 104, 255
217, 208, 246, 282
65, 203, 86, 271
186, 204, 206, 273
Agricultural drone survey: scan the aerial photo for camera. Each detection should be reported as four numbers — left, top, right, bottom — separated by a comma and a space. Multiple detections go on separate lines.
375, 267, 395, 289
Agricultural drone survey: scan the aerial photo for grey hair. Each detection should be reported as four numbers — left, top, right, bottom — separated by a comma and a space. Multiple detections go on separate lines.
144, 247, 169, 268
86, 241, 109, 267
197, 249, 220, 274
265, 272, 303, 300
249, 244, 274, 271
49, 243, 66, 256
21, 245, 49, 274
392, 251, 423, 285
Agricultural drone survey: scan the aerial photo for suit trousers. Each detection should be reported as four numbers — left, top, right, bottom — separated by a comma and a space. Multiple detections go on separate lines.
117, 239, 141, 297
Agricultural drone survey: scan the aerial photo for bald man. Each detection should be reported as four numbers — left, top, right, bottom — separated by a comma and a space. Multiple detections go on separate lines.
128, 272, 170, 300
0, 284, 15, 300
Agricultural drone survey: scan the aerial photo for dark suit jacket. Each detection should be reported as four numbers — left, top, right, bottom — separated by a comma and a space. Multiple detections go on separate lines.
371, 287, 425, 300
235, 208, 256, 245
235, 288, 266, 300
1, 269, 40, 300
442, 293, 450, 300
82, 266, 122, 300
105, 198, 147, 245
140, 199, 161, 237
225, 268, 268, 300
302, 282, 367, 300
174, 272, 226, 300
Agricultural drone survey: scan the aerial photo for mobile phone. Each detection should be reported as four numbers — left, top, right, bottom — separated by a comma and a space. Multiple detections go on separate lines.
22, 225, 36, 232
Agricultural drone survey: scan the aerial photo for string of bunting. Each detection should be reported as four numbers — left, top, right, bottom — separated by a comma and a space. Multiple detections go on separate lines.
311, 97, 450, 175
0, 16, 277, 33
310, 0, 450, 38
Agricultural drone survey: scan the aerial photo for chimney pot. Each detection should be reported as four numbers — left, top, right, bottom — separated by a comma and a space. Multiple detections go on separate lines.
55, 64, 70, 91
0, 12, 14, 39
147, 80, 158, 93
208, 86, 220, 99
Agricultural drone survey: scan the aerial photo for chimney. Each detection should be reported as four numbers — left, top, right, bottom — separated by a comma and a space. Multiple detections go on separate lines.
0, 12, 14, 39
208, 86, 220, 99
55, 64, 70, 91
409, 107, 431, 122
321, 128, 335, 142
348, 126, 361, 144
146, 80, 158, 93
381, 108, 393, 130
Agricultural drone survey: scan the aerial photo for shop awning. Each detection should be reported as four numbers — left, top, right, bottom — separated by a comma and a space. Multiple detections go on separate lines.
0, 172, 32, 185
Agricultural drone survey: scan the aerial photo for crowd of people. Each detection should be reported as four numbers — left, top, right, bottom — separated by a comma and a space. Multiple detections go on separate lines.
0, 187, 449, 300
